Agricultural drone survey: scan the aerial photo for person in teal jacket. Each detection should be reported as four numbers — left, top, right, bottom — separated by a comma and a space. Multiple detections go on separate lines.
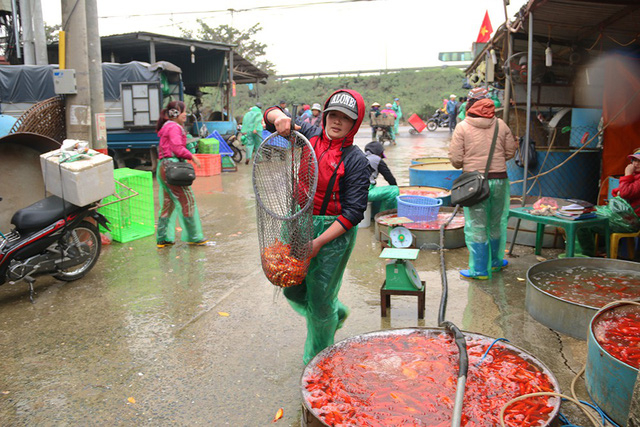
392, 98, 402, 139
241, 103, 264, 165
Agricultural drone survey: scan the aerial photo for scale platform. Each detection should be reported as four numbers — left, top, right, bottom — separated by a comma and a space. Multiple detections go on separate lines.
380, 248, 419, 260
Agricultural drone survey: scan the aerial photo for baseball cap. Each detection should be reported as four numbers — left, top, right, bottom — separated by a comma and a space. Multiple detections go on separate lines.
628, 148, 640, 161
450, 94, 456, 99
311, 103, 322, 111
468, 87, 489, 99
303, 104, 310, 110
256, 102, 263, 109
324, 92, 358, 120
279, 99, 286, 104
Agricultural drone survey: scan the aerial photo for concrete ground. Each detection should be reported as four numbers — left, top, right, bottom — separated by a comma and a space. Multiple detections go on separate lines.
0, 125, 604, 426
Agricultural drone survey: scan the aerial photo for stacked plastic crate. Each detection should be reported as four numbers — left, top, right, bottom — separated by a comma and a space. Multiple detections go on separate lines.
98, 168, 155, 243
190, 153, 222, 176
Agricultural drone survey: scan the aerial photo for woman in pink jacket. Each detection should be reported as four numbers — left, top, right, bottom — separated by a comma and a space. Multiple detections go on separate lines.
156, 100, 207, 248
449, 88, 518, 279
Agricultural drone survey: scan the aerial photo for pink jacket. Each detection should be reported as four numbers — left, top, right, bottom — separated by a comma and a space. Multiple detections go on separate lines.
157, 121, 193, 160
449, 100, 517, 174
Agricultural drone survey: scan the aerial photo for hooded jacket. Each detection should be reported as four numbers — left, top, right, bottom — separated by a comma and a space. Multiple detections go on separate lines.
264, 89, 371, 230
449, 98, 518, 175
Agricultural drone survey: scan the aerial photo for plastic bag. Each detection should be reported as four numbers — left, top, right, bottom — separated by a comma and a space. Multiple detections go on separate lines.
596, 196, 640, 233
515, 137, 537, 169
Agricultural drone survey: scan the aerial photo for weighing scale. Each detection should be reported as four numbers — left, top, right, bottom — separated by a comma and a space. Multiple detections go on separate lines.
380, 226, 424, 291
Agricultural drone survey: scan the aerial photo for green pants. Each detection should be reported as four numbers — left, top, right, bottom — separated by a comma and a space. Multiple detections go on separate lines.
283, 216, 357, 364
368, 184, 399, 212
463, 179, 510, 277
244, 132, 261, 160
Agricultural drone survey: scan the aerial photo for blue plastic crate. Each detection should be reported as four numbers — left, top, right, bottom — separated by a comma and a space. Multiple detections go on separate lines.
397, 195, 442, 222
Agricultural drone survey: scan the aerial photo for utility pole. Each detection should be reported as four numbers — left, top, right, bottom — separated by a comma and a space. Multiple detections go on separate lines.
31, 0, 48, 65
18, 0, 34, 64
61, 0, 106, 152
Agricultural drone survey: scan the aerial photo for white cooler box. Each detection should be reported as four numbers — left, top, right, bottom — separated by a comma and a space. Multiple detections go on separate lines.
40, 149, 115, 206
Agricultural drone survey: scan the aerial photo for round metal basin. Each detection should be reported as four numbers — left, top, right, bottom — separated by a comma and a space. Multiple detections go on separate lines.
586, 302, 639, 425
399, 185, 451, 207
301, 328, 561, 426
411, 156, 450, 165
526, 258, 640, 340
374, 207, 465, 249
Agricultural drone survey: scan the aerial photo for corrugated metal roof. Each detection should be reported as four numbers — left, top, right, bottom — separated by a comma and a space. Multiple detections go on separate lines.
467, 0, 640, 74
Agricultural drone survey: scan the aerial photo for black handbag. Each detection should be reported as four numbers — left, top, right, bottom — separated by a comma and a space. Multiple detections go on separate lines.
164, 160, 196, 186
450, 122, 500, 207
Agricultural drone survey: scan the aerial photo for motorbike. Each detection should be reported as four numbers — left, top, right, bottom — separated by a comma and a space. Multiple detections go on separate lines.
0, 195, 109, 302
426, 109, 450, 132
374, 125, 395, 145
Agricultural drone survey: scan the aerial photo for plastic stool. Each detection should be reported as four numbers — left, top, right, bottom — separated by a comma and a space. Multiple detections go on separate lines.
380, 281, 426, 319
610, 230, 640, 259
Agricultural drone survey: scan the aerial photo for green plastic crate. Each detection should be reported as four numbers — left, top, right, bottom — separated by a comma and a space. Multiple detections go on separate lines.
98, 168, 155, 243
198, 138, 219, 154
221, 155, 237, 171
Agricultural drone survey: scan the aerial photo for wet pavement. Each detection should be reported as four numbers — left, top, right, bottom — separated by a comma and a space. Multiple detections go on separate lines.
0, 126, 597, 425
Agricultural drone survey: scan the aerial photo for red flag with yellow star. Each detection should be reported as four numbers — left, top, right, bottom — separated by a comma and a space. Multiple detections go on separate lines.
476, 11, 493, 43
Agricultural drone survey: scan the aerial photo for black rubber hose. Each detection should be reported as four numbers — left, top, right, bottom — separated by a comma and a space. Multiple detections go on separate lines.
437, 204, 468, 427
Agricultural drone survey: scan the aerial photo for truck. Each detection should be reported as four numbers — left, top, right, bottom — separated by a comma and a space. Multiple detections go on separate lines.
0, 61, 239, 169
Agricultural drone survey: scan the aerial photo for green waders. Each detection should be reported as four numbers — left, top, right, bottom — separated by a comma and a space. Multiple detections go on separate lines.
368, 184, 400, 212
462, 179, 510, 278
156, 159, 204, 243
283, 216, 357, 364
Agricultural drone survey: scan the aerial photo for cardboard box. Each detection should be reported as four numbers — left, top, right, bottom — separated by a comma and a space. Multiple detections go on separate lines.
40, 149, 115, 206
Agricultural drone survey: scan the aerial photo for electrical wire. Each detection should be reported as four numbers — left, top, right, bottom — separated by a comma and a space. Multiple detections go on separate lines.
99, 0, 380, 19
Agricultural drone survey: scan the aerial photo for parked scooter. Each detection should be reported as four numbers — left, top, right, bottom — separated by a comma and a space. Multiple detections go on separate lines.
0, 195, 109, 302
426, 109, 450, 132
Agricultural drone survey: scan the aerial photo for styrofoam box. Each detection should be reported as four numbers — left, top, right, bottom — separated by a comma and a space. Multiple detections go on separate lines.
40, 149, 115, 206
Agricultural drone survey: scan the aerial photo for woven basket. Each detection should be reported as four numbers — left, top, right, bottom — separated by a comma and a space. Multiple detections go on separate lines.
10, 96, 66, 143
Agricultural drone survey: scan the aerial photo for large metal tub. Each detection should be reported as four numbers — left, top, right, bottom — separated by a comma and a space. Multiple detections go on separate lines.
301, 328, 561, 426
526, 258, 640, 340
374, 207, 465, 249
399, 185, 451, 207
411, 156, 450, 165
586, 302, 639, 425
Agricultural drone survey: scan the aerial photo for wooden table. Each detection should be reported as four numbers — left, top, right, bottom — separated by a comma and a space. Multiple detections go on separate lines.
509, 207, 610, 257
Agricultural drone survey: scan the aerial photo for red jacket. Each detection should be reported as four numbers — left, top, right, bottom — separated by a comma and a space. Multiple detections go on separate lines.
264, 90, 370, 230
613, 173, 640, 216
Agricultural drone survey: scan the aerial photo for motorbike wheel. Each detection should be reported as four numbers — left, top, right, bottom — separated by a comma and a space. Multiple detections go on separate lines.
53, 221, 101, 282
227, 136, 243, 163
426, 120, 438, 132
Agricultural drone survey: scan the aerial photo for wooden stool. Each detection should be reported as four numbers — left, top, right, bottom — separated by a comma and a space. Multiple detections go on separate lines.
380, 281, 426, 319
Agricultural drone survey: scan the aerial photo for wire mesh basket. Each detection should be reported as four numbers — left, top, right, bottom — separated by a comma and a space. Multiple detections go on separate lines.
397, 195, 442, 222
253, 130, 318, 288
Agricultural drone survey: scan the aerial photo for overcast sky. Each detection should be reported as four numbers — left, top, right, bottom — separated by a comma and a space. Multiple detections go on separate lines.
42, 0, 528, 74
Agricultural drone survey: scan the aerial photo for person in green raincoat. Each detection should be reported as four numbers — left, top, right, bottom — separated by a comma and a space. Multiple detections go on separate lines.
365, 140, 399, 212
449, 88, 518, 279
241, 102, 264, 165
392, 97, 402, 139
264, 89, 371, 364
155, 100, 207, 248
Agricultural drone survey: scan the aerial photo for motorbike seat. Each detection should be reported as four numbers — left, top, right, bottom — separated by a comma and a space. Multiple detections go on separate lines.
11, 196, 79, 231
